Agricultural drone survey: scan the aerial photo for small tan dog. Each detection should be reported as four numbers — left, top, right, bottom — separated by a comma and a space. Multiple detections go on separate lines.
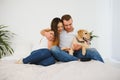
62, 29, 91, 56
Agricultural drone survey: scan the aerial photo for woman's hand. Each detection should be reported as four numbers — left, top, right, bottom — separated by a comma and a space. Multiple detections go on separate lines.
45, 31, 54, 41
40, 29, 55, 41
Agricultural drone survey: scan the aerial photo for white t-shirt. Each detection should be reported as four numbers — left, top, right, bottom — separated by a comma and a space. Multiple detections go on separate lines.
59, 30, 76, 48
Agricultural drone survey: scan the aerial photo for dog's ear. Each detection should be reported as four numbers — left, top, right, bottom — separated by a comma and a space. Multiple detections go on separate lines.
78, 30, 83, 37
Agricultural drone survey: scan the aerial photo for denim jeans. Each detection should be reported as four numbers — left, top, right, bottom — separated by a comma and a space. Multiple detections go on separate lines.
50, 46, 104, 63
50, 46, 78, 62
74, 48, 104, 63
23, 48, 55, 66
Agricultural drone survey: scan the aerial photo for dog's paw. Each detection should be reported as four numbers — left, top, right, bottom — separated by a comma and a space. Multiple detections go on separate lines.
82, 50, 86, 56
69, 49, 74, 55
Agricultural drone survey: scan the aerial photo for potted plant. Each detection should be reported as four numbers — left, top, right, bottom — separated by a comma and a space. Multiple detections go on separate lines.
0, 25, 14, 58
90, 31, 98, 41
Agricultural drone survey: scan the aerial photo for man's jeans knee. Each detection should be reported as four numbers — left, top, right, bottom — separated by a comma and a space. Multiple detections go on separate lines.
74, 48, 104, 63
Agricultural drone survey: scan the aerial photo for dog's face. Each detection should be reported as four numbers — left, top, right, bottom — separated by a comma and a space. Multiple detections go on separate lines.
77, 29, 90, 40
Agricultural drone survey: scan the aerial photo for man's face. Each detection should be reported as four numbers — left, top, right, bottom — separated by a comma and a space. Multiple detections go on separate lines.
63, 18, 73, 32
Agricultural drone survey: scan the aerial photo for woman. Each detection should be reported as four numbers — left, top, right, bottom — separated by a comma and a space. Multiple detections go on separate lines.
41, 17, 63, 49
16, 17, 63, 66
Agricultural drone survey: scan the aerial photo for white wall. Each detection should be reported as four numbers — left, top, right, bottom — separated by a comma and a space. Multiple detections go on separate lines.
96, 0, 120, 62
111, 0, 120, 61
0, 0, 96, 41
96, 0, 112, 60
0, 0, 118, 61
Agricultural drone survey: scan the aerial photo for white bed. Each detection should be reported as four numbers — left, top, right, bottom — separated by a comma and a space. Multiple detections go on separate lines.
0, 60, 120, 80
0, 39, 120, 80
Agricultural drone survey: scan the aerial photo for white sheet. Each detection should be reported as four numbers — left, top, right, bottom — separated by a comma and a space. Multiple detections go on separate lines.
0, 60, 120, 80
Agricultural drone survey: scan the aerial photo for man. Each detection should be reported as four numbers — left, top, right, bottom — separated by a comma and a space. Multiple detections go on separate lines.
45, 14, 104, 63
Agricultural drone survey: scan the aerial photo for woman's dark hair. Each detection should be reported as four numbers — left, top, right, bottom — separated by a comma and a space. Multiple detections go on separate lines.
50, 17, 62, 45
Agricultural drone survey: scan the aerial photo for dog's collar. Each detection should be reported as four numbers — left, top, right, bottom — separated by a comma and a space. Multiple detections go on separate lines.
76, 37, 91, 45
76, 37, 85, 43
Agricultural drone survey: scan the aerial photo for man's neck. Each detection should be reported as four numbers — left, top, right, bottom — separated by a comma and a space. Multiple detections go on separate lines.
66, 28, 74, 33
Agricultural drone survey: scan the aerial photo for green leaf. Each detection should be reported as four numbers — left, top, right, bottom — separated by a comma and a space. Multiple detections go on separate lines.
90, 31, 98, 41
0, 25, 15, 58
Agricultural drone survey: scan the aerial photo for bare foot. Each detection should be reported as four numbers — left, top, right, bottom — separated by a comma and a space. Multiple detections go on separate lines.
15, 59, 23, 64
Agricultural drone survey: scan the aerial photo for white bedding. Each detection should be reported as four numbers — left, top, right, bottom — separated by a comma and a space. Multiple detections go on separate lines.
0, 60, 120, 80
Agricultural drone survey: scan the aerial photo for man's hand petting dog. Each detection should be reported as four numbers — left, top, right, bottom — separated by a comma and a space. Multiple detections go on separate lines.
61, 47, 74, 55
61, 29, 91, 56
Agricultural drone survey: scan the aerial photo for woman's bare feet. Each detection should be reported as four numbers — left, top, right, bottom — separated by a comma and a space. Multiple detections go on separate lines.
15, 59, 23, 64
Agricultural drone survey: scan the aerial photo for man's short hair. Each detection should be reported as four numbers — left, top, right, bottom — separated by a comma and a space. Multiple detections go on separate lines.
61, 14, 72, 21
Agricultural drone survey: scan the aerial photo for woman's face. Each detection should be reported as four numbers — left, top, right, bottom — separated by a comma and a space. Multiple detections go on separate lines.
57, 22, 63, 33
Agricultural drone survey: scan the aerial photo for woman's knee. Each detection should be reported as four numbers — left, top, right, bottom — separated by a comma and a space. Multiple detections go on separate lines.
31, 49, 52, 58
31, 48, 48, 54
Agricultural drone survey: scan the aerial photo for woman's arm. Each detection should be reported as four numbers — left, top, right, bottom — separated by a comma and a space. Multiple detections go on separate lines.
40, 28, 51, 36
40, 29, 54, 41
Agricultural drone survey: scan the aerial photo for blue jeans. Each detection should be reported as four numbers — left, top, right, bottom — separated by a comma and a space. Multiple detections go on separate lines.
74, 48, 104, 63
50, 46, 78, 62
23, 48, 55, 66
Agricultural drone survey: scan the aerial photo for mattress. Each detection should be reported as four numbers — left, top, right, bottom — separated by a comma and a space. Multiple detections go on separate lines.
0, 60, 120, 80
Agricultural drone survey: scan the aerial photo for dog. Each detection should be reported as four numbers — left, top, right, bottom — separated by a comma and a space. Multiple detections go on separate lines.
61, 29, 91, 56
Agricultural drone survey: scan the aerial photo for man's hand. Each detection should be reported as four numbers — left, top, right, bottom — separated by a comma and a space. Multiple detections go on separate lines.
61, 47, 71, 51
72, 44, 82, 50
